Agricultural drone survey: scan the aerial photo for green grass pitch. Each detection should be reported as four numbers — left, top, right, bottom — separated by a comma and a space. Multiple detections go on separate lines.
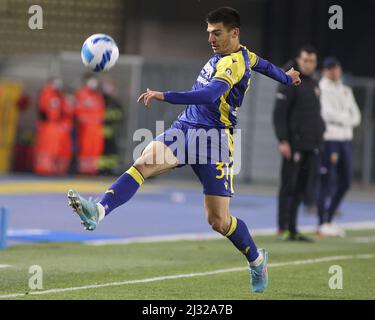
0, 229, 374, 299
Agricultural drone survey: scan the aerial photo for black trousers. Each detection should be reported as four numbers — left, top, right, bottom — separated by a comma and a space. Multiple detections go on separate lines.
278, 150, 320, 233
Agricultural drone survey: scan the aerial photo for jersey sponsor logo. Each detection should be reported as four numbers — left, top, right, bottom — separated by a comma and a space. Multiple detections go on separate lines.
196, 75, 210, 86
201, 62, 214, 80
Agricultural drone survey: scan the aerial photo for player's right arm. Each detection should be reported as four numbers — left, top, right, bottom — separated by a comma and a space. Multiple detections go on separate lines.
137, 55, 238, 108
137, 80, 229, 109
163, 80, 229, 105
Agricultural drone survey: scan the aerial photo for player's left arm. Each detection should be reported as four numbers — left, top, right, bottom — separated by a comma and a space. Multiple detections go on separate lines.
250, 52, 301, 86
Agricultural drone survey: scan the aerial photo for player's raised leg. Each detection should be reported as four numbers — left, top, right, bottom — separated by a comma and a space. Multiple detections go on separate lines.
68, 141, 178, 230
204, 195, 268, 293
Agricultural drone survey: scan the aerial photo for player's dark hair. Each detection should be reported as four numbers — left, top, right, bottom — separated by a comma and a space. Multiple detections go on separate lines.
297, 45, 318, 57
206, 7, 241, 30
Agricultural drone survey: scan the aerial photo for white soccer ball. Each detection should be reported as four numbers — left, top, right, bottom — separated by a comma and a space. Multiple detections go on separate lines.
81, 34, 119, 72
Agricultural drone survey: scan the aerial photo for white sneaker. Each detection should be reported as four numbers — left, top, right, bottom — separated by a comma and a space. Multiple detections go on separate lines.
319, 223, 341, 237
329, 223, 346, 237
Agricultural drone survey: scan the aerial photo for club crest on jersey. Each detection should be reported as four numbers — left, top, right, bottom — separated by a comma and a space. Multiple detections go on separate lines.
225, 67, 233, 77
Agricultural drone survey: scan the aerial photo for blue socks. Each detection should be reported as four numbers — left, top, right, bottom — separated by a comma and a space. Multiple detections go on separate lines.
226, 216, 260, 263
99, 170, 260, 265
99, 166, 144, 215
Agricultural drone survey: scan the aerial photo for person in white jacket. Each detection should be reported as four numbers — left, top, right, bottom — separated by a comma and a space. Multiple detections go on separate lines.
317, 57, 361, 237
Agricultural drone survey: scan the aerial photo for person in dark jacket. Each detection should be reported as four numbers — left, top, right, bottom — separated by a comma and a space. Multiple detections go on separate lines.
273, 45, 325, 241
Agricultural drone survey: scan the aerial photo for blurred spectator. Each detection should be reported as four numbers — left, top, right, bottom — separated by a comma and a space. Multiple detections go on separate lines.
273, 45, 325, 242
34, 78, 72, 175
317, 58, 361, 237
56, 92, 75, 175
99, 78, 124, 175
75, 75, 105, 175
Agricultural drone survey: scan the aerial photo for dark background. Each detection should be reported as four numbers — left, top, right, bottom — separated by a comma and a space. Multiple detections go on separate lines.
122, 0, 374, 76
1, 0, 373, 76
263, 0, 375, 77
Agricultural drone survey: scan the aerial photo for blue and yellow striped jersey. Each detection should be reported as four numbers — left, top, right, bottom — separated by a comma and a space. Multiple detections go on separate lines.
178, 45, 258, 128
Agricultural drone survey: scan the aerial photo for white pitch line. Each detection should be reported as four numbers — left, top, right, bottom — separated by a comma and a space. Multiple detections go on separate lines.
352, 235, 375, 243
0, 253, 374, 299
0, 265, 12, 269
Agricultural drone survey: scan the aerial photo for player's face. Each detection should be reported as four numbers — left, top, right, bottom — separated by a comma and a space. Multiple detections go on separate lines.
207, 22, 239, 54
324, 66, 342, 81
296, 51, 317, 76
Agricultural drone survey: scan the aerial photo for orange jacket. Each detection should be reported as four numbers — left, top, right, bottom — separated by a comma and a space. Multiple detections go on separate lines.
61, 95, 75, 128
75, 87, 105, 125
38, 84, 64, 122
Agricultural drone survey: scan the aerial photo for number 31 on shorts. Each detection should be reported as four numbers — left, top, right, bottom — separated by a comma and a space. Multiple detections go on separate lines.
215, 162, 231, 179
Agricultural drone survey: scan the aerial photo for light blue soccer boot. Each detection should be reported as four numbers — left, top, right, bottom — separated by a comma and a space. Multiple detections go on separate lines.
249, 248, 269, 293
67, 189, 100, 231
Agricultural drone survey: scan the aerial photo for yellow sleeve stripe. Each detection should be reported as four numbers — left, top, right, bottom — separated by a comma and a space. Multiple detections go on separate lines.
252, 55, 259, 67
126, 166, 144, 185
225, 216, 238, 237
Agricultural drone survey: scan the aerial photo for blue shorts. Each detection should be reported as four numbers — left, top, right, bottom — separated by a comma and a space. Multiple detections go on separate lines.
155, 120, 234, 197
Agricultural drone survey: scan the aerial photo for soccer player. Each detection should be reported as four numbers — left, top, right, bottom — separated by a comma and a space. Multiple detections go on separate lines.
68, 7, 301, 293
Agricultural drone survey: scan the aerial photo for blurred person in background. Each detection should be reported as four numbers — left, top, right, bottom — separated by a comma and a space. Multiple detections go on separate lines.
317, 58, 361, 237
56, 92, 75, 175
75, 75, 105, 175
99, 78, 124, 175
34, 77, 70, 175
273, 45, 325, 242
